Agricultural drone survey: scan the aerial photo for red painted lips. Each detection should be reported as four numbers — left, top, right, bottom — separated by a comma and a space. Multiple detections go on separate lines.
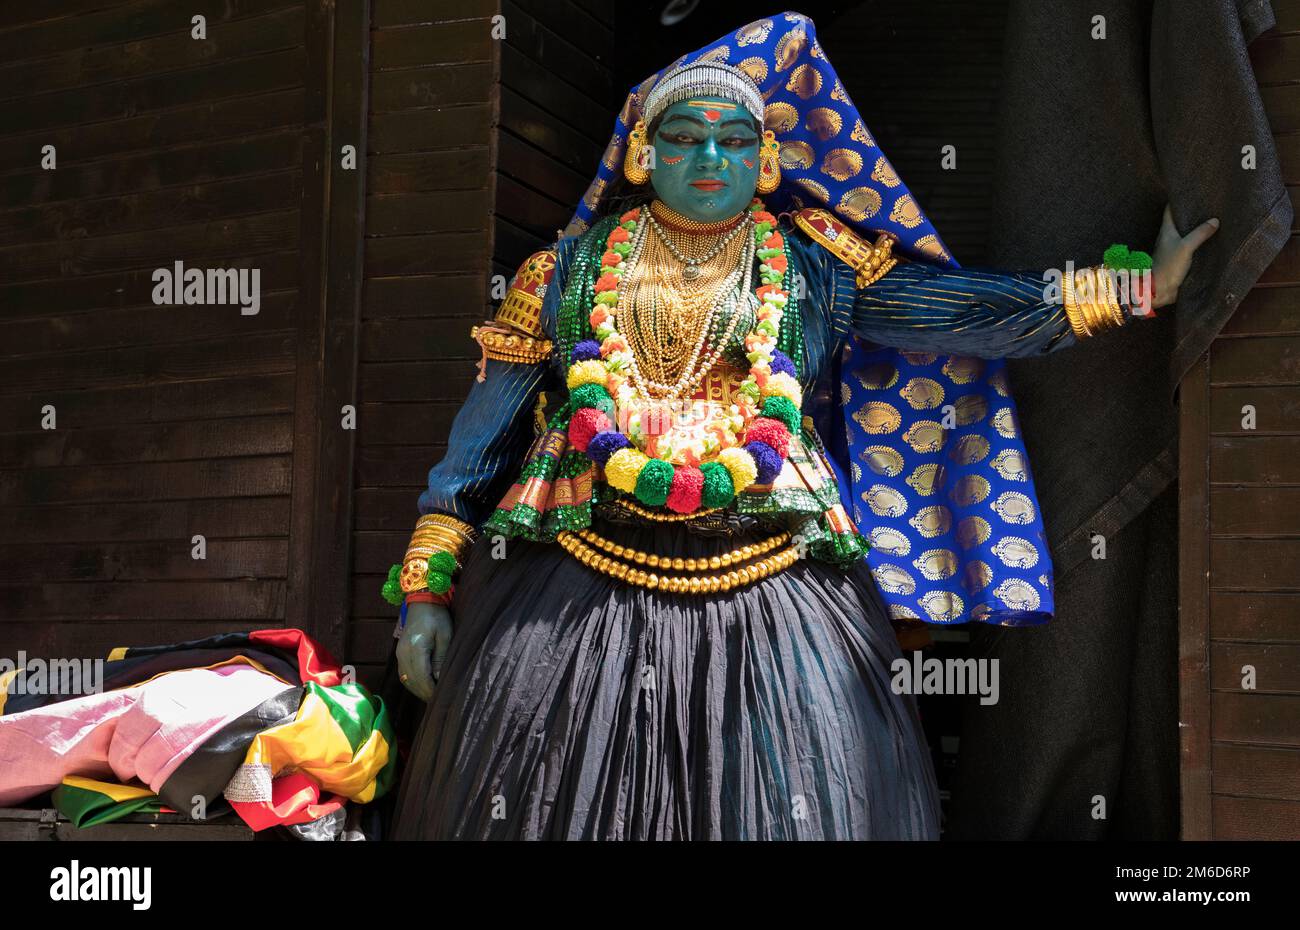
689, 180, 727, 191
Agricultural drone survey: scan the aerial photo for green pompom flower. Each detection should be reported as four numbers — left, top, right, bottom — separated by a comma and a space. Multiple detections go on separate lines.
761, 395, 802, 435
428, 550, 457, 575
634, 458, 674, 507
381, 563, 404, 606
427, 571, 453, 595
569, 382, 614, 417
700, 461, 736, 509
1103, 243, 1153, 271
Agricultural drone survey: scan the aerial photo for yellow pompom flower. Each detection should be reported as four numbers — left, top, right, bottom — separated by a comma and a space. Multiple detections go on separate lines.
761, 371, 801, 405
717, 447, 758, 492
604, 447, 649, 494
566, 359, 609, 390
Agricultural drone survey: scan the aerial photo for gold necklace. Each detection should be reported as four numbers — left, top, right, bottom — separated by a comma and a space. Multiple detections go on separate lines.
620, 203, 754, 397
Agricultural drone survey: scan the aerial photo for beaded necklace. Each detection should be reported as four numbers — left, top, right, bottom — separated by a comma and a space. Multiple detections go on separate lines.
563, 199, 806, 515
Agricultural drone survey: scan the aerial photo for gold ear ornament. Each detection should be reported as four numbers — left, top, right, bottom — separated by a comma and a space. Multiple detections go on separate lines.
756, 129, 781, 194
624, 120, 651, 184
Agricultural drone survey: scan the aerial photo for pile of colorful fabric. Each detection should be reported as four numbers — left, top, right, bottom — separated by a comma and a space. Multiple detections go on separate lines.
0, 630, 396, 837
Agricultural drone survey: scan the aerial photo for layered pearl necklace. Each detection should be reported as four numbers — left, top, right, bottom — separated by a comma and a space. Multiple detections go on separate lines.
617, 210, 757, 402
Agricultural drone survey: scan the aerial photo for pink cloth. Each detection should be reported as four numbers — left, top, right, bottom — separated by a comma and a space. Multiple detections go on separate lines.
0, 664, 290, 806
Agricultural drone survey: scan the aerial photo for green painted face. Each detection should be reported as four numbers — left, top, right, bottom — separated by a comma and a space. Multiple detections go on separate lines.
649, 95, 761, 222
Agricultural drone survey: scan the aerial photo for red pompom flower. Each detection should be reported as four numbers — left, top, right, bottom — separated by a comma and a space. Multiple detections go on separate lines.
745, 417, 791, 458
665, 465, 704, 514
568, 407, 611, 452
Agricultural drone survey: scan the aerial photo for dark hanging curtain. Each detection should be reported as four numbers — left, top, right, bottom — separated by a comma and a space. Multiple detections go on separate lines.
948, 0, 1291, 839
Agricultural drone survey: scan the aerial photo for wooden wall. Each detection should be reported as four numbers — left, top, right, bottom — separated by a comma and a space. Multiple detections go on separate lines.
347, 0, 500, 682
1180, 0, 1300, 840
0, 0, 309, 658
493, 0, 616, 269
346, 0, 615, 681
0, 0, 610, 686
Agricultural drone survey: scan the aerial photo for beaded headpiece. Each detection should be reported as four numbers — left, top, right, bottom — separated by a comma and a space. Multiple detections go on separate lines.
642, 61, 765, 127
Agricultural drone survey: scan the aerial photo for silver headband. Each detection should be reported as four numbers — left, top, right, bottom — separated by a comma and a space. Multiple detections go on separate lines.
642, 62, 765, 128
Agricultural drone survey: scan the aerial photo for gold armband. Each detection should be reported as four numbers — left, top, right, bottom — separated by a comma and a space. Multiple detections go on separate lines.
472, 325, 552, 364
496, 248, 556, 337
400, 513, 477, 594
1062, 265, 1126, 340
793, 207, 898, 287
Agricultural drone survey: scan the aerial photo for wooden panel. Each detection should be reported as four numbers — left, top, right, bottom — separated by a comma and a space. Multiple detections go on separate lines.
1209, 334, 1300, 384
0, 581, 287, 623
1211, 692, 1300, 746
0, 0, 303, 60
0, 6, 305, 103
1210, 485, 1300, 535
1208, 385, 1300, 433
1211, 591, 1300, 642
1210, 643, 1300, 692
0, 90, 305, 174
1210, 435, 1300, 483
1179, 356, 1213, 838
284, 0, 370, 660
1273, 0, 1300, 33
1212, 744, 1300, 800
1210, 539, 1300, 590
1219, 285, 1300, 336
349, 0, 497, 664
1211, 795, 1300, 840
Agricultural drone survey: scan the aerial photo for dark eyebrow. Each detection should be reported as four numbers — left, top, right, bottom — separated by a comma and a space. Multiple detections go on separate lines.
660, 113, 708, 129
659, 114, 758, 133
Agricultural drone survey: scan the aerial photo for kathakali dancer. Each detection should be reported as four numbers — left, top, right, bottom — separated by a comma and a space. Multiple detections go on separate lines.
384, 12, 1217, 839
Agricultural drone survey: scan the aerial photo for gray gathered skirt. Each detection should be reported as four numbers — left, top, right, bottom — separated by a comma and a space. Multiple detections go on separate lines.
391, 517, 940, 840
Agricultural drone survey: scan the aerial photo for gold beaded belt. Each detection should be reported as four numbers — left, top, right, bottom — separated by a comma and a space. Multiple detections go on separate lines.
556, 526, 799, 594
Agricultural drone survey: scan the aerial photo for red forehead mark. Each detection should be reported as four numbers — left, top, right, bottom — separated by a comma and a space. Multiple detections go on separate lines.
686, 99, 736, 121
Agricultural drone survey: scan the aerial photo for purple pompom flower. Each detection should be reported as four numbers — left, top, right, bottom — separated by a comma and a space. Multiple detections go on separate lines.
769, 349, 797, 378
744, 441, 783, 485
587, 430, 631, 467
570, 340, 603, 364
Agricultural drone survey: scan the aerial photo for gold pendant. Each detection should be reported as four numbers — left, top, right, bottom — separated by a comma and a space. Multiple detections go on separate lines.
682, 264, 701, 281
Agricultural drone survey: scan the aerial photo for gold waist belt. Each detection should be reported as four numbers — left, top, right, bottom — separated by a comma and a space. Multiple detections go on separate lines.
556, 527, 798, 595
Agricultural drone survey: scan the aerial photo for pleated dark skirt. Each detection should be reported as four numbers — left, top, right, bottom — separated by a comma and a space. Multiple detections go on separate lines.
391, 517, 940, 840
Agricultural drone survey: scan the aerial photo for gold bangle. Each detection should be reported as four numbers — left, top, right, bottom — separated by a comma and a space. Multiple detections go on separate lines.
411, 532, 473, 549
414, 513, 476, 535
407, 513, 476, 565
1062, 266, 1092, 340
1094, 267, 1124, 331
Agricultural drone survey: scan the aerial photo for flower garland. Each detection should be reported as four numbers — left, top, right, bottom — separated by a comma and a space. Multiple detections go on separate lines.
563, 199, 804, 514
